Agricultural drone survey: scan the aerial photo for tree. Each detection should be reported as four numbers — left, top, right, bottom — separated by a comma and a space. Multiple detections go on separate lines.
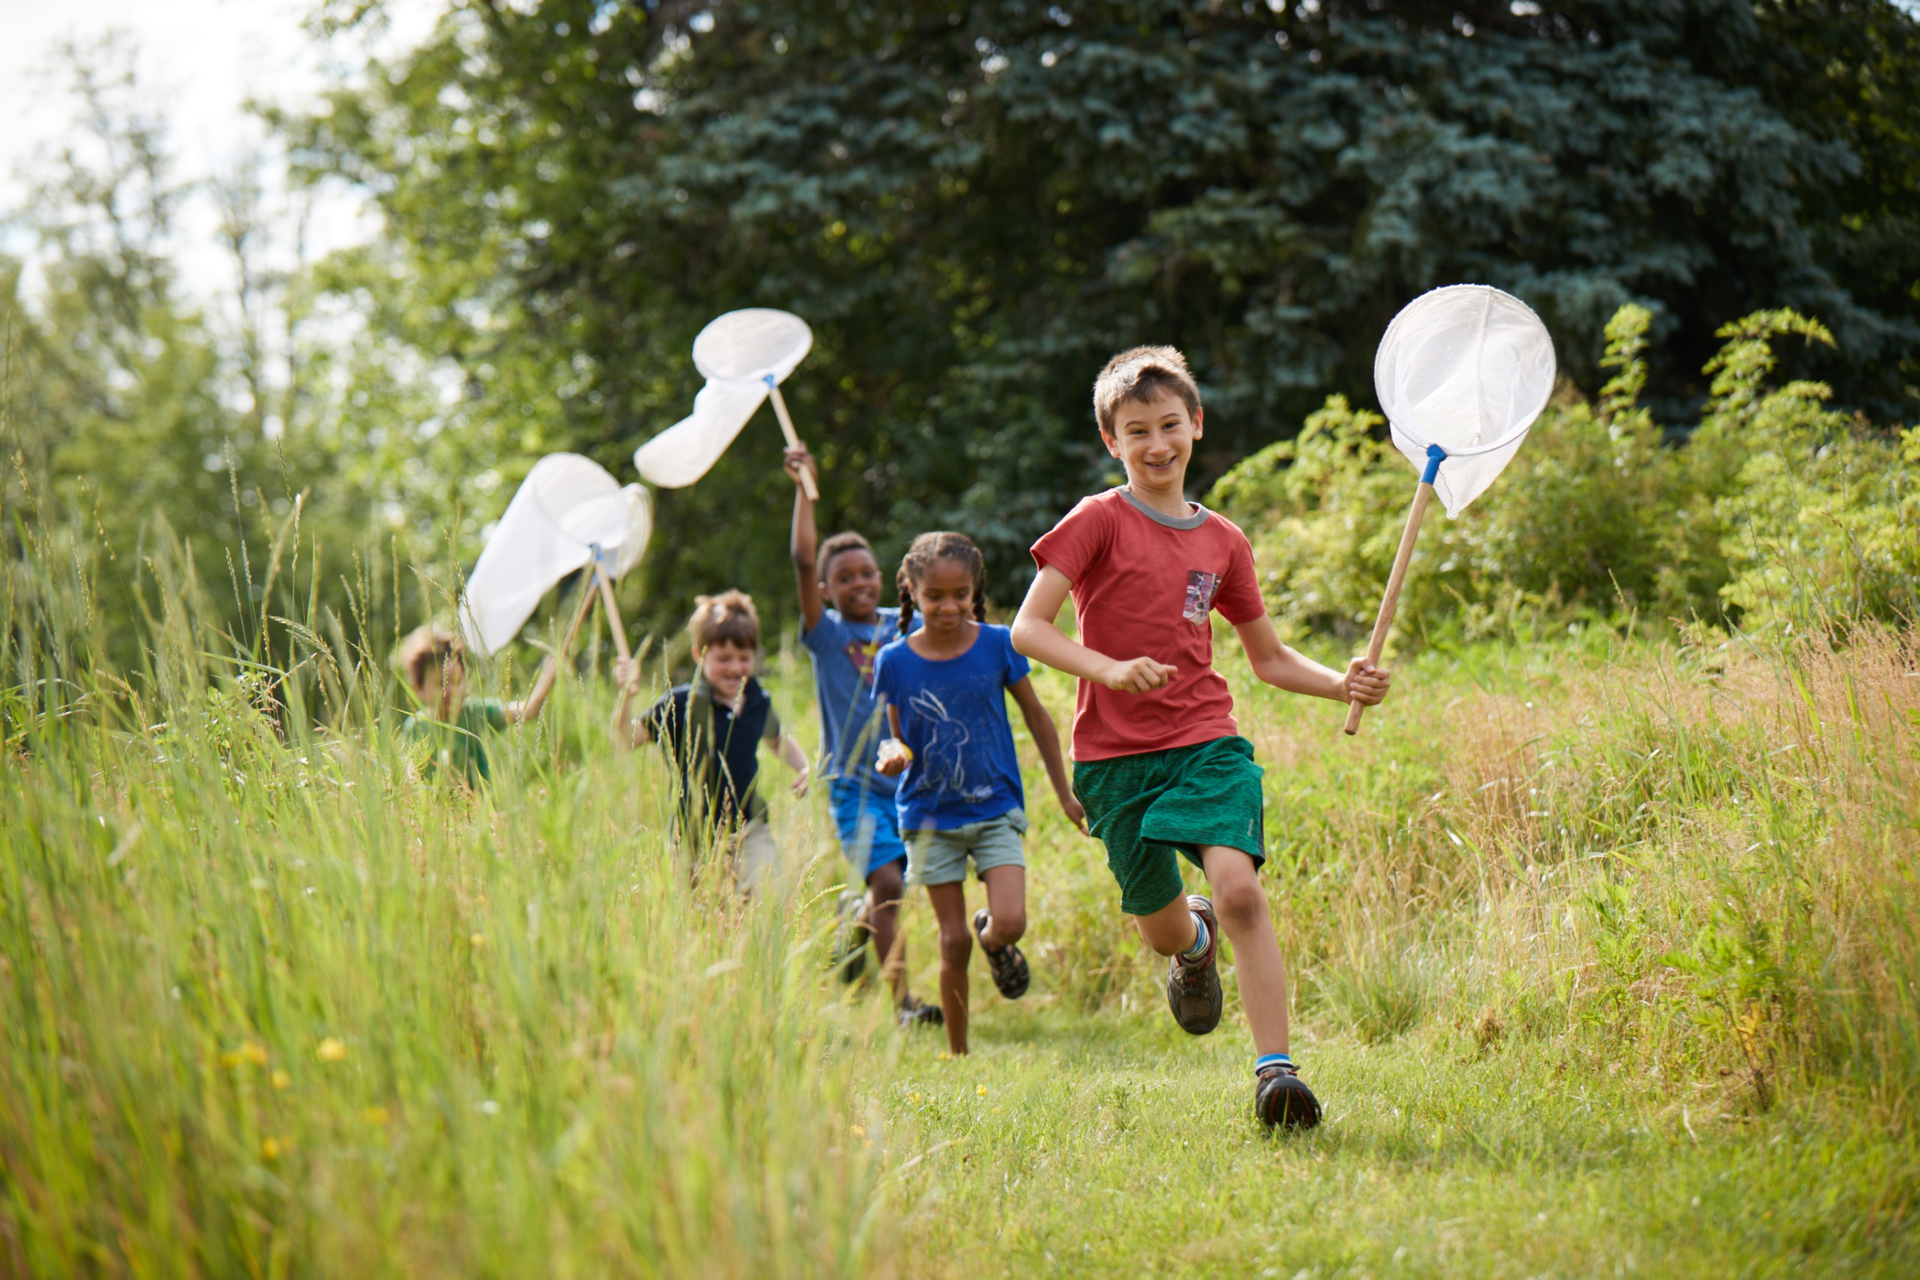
292, 0, 1920, 621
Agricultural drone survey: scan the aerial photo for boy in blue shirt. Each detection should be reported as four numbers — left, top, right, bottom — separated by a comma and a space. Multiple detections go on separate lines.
786, 445, 937, 1026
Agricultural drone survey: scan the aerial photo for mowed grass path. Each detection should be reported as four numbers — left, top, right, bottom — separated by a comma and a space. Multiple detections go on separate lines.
862, 996, 1910, 1277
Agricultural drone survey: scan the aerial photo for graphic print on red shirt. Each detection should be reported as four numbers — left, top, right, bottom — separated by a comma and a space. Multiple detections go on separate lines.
1031, 489, 1266, 761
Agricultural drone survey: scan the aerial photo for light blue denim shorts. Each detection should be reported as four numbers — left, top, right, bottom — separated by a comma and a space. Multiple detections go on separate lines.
903, 808, 1028, 887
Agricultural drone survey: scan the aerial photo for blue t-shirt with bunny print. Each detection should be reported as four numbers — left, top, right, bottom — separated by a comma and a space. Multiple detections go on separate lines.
871, 623, 1030, 833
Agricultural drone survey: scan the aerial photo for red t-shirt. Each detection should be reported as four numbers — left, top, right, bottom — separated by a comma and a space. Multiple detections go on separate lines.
1030, 489, 1266, 761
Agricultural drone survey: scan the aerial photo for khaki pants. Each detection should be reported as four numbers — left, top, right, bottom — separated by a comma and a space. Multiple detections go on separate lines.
677, 817, 781, 896
730, 817, 780, 893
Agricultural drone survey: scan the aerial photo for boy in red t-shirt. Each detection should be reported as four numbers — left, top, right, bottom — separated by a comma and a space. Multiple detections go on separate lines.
1011, 345, 1392, 1129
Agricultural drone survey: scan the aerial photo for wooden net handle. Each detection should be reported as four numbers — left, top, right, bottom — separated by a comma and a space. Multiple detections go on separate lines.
765, 384, 819, 501
1343, 479, 1433, 736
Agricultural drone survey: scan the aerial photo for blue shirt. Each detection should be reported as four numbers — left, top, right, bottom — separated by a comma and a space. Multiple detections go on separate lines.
871, 624, 1030, 832
801, 606, 900, 798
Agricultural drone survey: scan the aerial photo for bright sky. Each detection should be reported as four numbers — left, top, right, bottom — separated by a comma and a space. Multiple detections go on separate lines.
0, 0, 442, 303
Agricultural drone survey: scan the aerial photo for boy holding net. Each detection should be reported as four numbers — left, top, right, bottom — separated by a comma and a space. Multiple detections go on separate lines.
786, 444, 937, 1026
611, 591, 810, 894
1011, 346, 1392, 1129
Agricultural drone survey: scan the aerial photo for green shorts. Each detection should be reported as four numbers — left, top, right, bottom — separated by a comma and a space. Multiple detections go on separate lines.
1072, 736, 1266, 916
904, 809, 1028, 887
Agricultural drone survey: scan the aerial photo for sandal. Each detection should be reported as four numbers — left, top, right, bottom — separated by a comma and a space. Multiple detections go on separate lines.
973, 908, 1031, 1000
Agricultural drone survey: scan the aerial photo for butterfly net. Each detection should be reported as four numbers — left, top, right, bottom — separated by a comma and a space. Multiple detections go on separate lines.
460, 454, 651, 655
633, 308, 813, 488
1374, 285, 1557, 518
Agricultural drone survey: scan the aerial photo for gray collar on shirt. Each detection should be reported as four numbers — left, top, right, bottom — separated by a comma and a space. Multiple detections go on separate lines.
1118, 486, 1211, 530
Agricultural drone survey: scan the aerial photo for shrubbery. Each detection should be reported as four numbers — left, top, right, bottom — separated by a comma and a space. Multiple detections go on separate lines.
1210, 305, 1920, 645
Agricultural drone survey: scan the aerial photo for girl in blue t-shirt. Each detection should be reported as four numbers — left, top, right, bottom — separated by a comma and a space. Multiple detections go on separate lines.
873, 531, 1084, 1056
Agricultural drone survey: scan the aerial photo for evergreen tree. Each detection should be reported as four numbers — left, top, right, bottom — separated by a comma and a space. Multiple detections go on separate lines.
295, 0, 1920, 616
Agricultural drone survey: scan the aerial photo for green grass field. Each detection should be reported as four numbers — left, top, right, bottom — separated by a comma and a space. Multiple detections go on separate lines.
3, 581, 1918, 1274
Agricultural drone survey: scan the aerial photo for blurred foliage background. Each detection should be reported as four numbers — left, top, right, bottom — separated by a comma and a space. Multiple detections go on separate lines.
3, 0, 1917, 693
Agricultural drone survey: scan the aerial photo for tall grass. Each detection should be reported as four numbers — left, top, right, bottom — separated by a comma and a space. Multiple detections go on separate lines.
1216, 621, 1920, 1123
0, 503, 909, 1274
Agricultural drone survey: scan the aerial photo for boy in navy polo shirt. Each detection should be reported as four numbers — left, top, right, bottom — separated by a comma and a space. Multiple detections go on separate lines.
613, 591, 810, 894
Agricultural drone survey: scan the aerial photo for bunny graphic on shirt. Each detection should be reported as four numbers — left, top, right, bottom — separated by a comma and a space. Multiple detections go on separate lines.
908, 686, 995, 805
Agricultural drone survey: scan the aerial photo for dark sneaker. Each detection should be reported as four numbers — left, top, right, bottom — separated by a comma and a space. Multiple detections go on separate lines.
1165, 894, 1222, 1035
831, 890, 869, 984
896, 995, 944, 1028
1255, 1062, 1322, 1129
973, 908, 1031, 1000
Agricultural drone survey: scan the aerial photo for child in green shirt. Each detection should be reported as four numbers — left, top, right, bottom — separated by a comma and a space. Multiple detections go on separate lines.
398, 625, 561, 789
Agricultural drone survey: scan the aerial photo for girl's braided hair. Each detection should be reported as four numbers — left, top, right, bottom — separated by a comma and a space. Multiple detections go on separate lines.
896, 532, 988, 637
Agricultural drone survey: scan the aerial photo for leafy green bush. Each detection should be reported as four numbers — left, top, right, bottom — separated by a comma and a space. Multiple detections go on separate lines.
1210, 305, 1920, 644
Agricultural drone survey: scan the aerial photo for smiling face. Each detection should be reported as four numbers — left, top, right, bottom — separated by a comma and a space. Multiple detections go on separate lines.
822, 546, 883, 623
697, 640, 756, 705
1102, 387, 1204, 499
907, 557, 978, 639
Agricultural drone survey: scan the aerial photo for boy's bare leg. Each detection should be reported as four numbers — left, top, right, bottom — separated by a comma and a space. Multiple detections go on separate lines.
1131, 894, 1200, 954
977, 865, 1026, 949
923, 882, 973, 1055
867, 860, 908, 1001
1129, 849, 1290, 1055
1200, 845, 1290, 1056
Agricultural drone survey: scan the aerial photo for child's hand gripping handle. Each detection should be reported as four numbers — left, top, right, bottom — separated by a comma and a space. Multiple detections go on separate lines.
1344, 447, 1441, 736
764, 377, 819, 501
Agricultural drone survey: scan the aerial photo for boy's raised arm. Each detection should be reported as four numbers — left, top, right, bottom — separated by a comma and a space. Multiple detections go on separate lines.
786, 445, 826, 634
1011, 565, 1176, 694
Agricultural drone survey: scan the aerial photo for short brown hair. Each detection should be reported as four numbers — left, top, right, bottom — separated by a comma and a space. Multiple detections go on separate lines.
398, 625, 464, 692
1092, 345, 1202, 436
688, 590, 760, 651
818, 531, 876, 580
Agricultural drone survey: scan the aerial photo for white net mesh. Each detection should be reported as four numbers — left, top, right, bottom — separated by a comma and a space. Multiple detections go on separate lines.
459, 454, 650, 655
634, 308, 812, 488
1374, 285, 1556, 517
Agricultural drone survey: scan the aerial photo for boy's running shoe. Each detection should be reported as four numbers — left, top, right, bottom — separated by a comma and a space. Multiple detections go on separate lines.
830, 890, 870, 984
1165, 894, 1222, 1035
1254, 1062, 1322, 1129
972, 908, 1031, 1000
896, 995, 943, 1028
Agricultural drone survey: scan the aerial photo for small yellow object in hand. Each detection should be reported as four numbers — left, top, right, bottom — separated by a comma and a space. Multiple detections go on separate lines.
885, 740, 914, 763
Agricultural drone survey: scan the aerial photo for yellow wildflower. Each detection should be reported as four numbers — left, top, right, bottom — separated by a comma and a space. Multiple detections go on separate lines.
363, 1105, 390, 1126
271, 1070, 292, 1090
260, 1137, 284, 1161
316, 1037, 348, 1063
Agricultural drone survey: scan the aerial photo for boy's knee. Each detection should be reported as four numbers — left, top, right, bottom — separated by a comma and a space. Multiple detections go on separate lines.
1215, 877, 1269, 932
938, 927, 973, 968
990, 906, 1026, 942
